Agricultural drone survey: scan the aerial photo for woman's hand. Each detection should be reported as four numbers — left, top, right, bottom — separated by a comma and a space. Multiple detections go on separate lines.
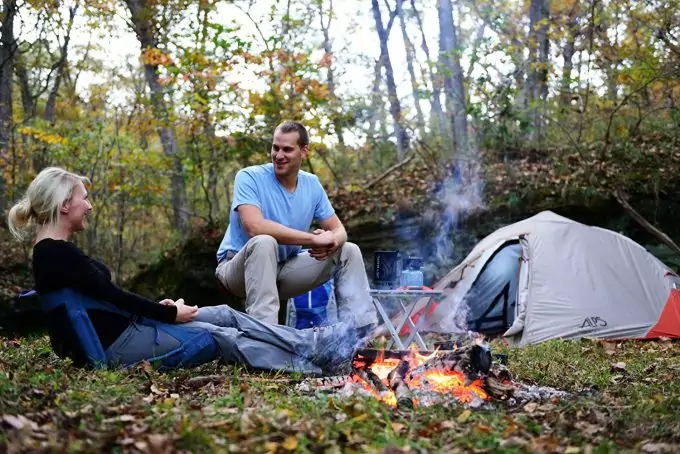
159, 298, 175, 306
174, 298, 198, 323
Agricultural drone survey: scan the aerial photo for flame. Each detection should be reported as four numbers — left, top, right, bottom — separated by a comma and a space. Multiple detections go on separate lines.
351, 347, 489, 407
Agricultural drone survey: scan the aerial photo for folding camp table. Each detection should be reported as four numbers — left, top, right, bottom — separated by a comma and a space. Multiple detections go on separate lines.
370, 288, 444, 350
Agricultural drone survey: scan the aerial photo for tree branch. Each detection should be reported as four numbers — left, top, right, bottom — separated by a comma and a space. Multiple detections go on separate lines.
363, 154, 414, 190
613, 189, 680, 257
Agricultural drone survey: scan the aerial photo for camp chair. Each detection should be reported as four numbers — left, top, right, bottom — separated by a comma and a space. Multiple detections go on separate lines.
18, 288, 217, 370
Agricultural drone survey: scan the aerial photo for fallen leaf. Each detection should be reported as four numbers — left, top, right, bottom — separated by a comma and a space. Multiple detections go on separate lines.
440, 420, 456, 430
641, 442, 674, 453
150, 385, 165, 395
265, 441, 278, 454
147, 434, 171, 454
103, 414, 136, 424
565, 447, 581, 453
456, 410, 471, 423
500, 437, 529, 448
391, 422, 405, 434
475, 424, 492, 433
282, 435, 298, 451
523, 402, 539, 413
611, 362, 627, 372
2, 414, 38, 431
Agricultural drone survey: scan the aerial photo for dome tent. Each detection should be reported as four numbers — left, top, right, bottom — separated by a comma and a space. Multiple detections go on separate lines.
409, 211, 680, 345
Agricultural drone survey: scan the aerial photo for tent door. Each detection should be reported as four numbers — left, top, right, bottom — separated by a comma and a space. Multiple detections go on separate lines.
503, 235, 530, 341
466, 239, 523, 334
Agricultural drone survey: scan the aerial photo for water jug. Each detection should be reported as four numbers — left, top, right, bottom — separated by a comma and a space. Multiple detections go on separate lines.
400, 256, 424, 287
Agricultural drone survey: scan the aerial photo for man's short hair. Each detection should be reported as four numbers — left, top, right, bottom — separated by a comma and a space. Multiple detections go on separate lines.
275, 121, 309, 148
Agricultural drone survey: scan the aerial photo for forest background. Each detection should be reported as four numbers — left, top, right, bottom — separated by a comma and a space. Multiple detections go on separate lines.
0, 0, 679, 287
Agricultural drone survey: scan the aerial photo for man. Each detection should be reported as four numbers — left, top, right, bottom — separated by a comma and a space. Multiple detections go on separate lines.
215, 121, 377, 340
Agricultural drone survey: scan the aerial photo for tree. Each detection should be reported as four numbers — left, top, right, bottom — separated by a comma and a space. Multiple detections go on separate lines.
437, 0, 468, 155
372, 0, 409, 160
123, 0, 189, 239
0, 0, 18, 216
397, 0, 426, 139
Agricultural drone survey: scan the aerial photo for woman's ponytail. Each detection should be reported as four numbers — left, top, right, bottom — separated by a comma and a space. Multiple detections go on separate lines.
7, 198, 33, 240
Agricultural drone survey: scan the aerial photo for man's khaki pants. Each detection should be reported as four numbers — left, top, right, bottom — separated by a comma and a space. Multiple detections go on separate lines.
215, 235, 378, 328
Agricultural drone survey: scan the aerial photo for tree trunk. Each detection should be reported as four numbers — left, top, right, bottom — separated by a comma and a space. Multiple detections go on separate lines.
411, 0, 447, 143
397, 0, 426, 139
34, 3, 78, 172
317, 0, 343, 185
197, 4, 219, 223
318, 0, 345, 151
527, 0, 550, 144
371, 0, 408, 160
43, 4, 77, 125
14, 55, 34, 121
115, 115, 126, 282
560, 9, 580, 108
14, 52, 35, 179
0, 0, 17, 215
124, 0, 188, 239
366, 56, 383, 145
437, 0, 468, 155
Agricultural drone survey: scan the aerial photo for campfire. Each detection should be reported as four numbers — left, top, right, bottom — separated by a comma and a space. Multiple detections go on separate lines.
296, 335, 535, 410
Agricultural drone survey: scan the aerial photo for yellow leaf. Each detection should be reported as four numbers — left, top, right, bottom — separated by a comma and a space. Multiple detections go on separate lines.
457, 409, 471, 423
282, 435, 298, 451
265, 442, 278, 454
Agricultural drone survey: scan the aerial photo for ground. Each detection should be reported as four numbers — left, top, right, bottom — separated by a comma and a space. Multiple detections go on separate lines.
1, 336, 678, 453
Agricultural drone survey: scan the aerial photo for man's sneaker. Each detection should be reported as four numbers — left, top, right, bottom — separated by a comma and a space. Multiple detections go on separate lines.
355, 323, 377, 346
306, 321, 379, 374
308, 322, 360, 373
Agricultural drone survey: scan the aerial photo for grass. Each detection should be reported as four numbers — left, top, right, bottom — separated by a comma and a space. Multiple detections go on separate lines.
1, 336, 679, 453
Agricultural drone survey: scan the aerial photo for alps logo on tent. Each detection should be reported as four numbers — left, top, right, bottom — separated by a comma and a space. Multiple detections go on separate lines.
581, 316, 608, 329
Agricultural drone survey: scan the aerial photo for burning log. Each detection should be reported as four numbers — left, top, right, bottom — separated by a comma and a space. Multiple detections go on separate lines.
387, 360, 414, 409
352, 364, 389, 394
407, 344, 492, 384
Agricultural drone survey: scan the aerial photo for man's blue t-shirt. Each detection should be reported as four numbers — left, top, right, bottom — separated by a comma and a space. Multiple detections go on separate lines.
216, 164, 335, 263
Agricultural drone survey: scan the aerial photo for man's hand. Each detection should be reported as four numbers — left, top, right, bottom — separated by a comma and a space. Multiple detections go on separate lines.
174, 298, 198, 323
309, 229, 340, 261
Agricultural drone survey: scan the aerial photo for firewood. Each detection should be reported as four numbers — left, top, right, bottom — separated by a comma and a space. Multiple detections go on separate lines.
483, 376, 515, 400
353, 348, 431, 365
352, 365, 389, 394
408, 344, 491, 381
387, 360, 414, 409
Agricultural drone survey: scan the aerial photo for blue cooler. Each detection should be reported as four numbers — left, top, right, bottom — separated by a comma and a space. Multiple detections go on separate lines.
291, 280, 334, 329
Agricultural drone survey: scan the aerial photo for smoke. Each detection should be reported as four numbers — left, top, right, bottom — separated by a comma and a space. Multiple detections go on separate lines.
428, 281, 484, 335
432, 157, 486, 266
420, 156, 487, 336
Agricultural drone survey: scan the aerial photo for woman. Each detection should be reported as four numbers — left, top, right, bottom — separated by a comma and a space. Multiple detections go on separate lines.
8, 167, 361, 374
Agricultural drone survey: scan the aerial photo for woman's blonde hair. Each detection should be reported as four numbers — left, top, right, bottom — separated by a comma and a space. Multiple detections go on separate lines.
7, 167, 90, 241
